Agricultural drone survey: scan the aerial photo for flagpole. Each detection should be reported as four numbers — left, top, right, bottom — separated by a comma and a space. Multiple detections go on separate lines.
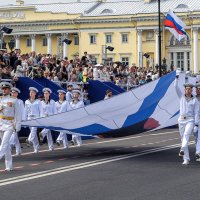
158, 0, 162, 77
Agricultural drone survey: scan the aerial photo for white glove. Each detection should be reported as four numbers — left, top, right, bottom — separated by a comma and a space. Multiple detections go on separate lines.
15, 123, 21, 133
193, 125, 198, 133
176, 68, 181, 78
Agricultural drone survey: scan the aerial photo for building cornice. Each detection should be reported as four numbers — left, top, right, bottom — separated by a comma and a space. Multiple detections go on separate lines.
0, 6, 36, 11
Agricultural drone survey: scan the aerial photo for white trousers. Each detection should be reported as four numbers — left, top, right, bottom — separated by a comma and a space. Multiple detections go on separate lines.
72, 135, 82, 146
10, 132, 22, 154
28, 127, 39, 152
179, 121, 194, 161
0, 129, 13, 170
195, 124, 200, 154
57, 132, 68, 148
41, 129, 54, 150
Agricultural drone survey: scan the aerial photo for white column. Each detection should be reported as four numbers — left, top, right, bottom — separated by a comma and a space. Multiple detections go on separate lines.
174, 52, 177, 69
62, 33, 68, 59
14, 35, 20, 49
137, 30, 143, 68
31, 34, 36, 52
155, 30, 159, 65
193, 28, 199, 74
46, 33, 52, 55
184, 51, 187, 71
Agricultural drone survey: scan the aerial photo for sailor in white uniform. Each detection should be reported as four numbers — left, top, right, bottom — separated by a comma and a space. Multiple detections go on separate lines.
55, 90, 71, 148
0, 82, 21, 171
24, 87, 43, 153
9, 87, 24, 155
40, 88, 57, 150
66, 83, 73, 103
176, 82, 199, 165
193, 83, 200, 160
70, 90, 84, 147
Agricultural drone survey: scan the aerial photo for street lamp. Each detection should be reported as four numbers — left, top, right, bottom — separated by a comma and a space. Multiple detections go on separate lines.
102, 45, 114, 65
63, 38, 72, 45
0, 26, 13, 50
158, 0, 162, 77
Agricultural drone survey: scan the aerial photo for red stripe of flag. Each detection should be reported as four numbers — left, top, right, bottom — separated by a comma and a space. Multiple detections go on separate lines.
164, 19, 184, 35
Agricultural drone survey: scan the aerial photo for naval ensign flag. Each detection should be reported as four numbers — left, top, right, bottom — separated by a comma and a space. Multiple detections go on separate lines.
164, 10, 187, 41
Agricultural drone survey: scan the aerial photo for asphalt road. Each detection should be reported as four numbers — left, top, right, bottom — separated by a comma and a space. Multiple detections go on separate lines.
0, 129, 199, 200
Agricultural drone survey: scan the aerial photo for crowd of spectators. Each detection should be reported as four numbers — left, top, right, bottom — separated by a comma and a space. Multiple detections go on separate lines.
0, 49, 171, 90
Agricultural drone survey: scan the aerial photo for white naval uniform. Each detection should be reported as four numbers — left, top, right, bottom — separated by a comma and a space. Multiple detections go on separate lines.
24, 99, 43, 153
174, 78, 199, 162
9, 98, 25, 155
0, 95, 21, 170
178, 96, 199, 162
55, 100, 71, 148
70, 100, 84, 146
66, 91, 73, 103
41, 99, 57, 150
195, 96, 200, 155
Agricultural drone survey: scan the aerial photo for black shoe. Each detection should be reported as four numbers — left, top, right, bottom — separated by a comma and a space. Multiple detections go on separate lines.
70, 141, 75, 145
195, 154, 200, 159
179, 150, 184, 157
56, 141, 61, 146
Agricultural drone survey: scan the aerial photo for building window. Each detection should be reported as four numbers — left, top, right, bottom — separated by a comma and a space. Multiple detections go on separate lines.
42, 37, 47, 46
170, 35, 190, 46
26, 38, 31, 47
74, 36, 79, 45
146, 31, 154, 41
90, 34, 96, 44
170, 53, 174, 66
105, 34, 112, 43
90, 55, 97, 64
121, 57, 129, 66
187, 52, 190, 71
121, 33, 128, 43
177, 52, 184, 71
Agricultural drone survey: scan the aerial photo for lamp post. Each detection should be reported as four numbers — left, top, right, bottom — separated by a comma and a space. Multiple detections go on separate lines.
158, 0, 162, 77
102, 45, 114, 65
0, 26, 13, 50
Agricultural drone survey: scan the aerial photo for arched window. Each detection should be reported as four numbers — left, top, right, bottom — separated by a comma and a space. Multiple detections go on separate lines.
169, 34, 191, 46
101, 9, 116, 14
176, 4, 189, 9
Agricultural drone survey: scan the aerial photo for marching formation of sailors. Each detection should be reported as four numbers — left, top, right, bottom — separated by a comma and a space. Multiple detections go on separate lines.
0, 82, 84, 171
3, 72, 200, 170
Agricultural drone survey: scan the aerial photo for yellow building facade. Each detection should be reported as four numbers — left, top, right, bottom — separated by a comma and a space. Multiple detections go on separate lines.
1, 0, 200, 72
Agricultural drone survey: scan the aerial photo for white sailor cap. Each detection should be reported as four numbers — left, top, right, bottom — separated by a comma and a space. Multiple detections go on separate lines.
57, 89, 66, 94
11, 87, 20, 93
77, 82, 83, 86
67, 83, 73, 87
43, 87, 52, 94
0, 82, 13, 89
195, 83, 200, 88
29, 87, 38, 93
72, 90, 81, 95
184, 83, 194, 88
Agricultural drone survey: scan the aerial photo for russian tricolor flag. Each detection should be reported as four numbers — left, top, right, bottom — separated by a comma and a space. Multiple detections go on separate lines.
164, 10, 187, 41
